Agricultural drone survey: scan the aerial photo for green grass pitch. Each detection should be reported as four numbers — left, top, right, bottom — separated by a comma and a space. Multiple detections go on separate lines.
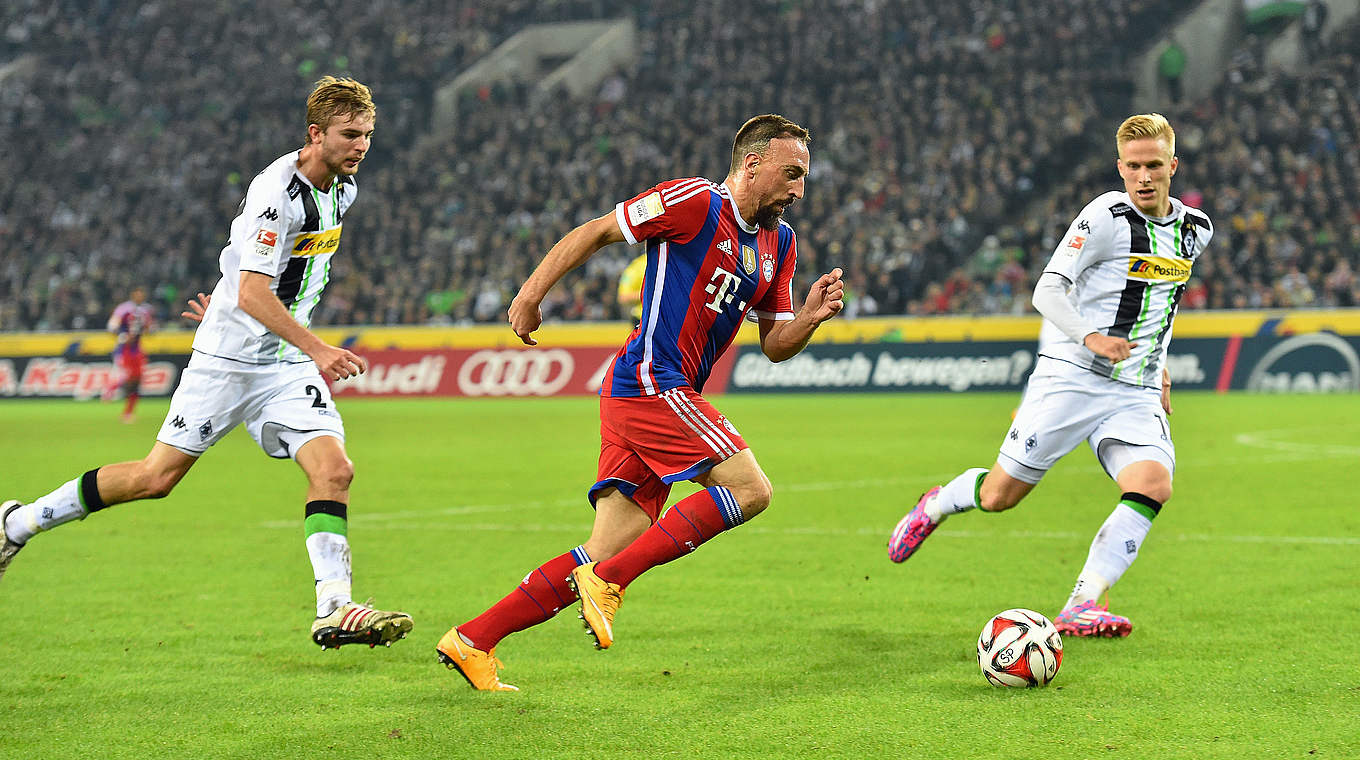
1, 393, 1356, 759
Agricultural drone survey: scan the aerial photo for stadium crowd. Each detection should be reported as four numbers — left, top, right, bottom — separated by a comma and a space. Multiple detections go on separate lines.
2, 1, 1355, 330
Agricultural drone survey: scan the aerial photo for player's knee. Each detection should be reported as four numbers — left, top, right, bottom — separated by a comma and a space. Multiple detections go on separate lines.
733, 478, 772, 518
1138, 482, 1172, 507
317, 457, 355, 492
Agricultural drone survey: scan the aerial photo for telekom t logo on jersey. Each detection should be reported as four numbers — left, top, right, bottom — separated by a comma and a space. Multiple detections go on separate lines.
704, 266, 746, 314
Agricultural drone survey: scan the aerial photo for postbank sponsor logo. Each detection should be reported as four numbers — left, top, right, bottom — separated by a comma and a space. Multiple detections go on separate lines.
293, 227, 342, 256
1128, 256, 1190, 283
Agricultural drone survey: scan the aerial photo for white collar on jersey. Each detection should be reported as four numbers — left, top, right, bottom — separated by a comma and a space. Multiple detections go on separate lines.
1126, 193, 1184, 225
720, 181, 759, 235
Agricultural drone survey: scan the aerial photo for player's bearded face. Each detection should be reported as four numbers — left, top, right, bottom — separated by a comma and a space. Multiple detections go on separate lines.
318, 112, 375, 177
753, 139, 809, 230
753, 198, 790, 231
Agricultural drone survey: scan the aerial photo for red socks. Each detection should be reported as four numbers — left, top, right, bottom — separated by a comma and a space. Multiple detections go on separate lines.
458, 487, 747, 649
458, 547, 588, 650
596, 486, 744, 588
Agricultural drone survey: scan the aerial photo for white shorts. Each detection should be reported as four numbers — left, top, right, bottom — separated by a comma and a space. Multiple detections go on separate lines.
998, 357, 1174, 484
156, 352, 345, 459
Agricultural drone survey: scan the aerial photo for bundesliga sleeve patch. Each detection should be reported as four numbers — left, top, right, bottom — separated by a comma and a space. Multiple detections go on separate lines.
254, 228, 278, 257
1066, 235, 1086, 251
627, 192, 665, 226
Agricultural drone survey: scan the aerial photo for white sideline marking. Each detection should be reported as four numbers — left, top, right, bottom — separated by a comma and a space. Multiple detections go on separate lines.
364, 521, 1358, 546
1233, 429, 1360, 458
259, 469, 1359, 546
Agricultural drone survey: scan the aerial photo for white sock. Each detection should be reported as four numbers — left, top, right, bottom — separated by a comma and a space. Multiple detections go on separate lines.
925, 468, 988, 522
1063, 503, 1153, 609
306, 532, 352, 617
5, 478, 87, 544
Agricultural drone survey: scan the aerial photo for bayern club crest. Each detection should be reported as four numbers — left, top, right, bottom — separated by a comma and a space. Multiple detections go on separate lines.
761, 258, 774, 282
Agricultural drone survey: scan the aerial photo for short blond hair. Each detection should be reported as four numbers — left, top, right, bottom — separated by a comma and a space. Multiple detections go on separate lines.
1116, 113, 1175, 157
304, 76, 375, 145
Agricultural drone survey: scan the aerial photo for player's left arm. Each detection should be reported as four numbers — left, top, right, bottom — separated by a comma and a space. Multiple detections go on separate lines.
1161, 367, 1173, 415
509, 213, 627, 345
758, 267, 844, 362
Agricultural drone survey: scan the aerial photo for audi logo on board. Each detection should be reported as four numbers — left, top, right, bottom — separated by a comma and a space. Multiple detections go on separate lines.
456, 349, 575, 396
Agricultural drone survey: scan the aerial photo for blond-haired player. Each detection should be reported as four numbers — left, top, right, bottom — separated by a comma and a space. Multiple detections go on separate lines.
2, 77, 413, 650
888, 114, 1213, 637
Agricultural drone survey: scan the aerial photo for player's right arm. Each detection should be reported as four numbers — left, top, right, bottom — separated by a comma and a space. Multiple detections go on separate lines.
1034, 199, 1134, 363
509, 179, 710, 345
236, 272, 365, 380
509, 213, 626, 346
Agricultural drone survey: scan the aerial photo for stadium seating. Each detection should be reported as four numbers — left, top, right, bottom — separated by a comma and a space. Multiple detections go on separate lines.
3, 1, 1353, 329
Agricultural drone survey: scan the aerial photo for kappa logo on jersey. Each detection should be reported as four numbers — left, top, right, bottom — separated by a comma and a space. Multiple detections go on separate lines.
170, 415, 186, 429
1078, 220, 1091, 233
1128, 256, 1191, 283
627, 192, 665, 226
717, 239, 733, 255
293, 227, 342, 256
257, 207, 279, 221
741, 245, 757, 275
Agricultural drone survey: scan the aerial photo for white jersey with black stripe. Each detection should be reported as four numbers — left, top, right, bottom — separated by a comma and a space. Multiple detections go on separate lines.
1039, 190, 1213, 389
191, 151, 356, 364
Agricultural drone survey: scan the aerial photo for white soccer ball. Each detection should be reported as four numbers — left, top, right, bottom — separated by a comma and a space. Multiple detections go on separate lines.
976, 608, 1064, 687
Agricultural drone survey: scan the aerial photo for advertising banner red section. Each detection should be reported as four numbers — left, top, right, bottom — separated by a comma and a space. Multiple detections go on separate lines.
330, 346, 615, 398
331, 346, 740, 398
0, 356, 181, 399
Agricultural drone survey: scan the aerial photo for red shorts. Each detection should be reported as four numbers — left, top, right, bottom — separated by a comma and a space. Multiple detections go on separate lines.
590, 387, 748, 521
116, 350, 147, 380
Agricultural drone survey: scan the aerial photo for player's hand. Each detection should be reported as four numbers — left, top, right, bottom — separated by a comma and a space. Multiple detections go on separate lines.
1161, 368, 1173, 415
308, 343, 367, 381
507, 294, 543, 346
180, 293, 211, 323
801, 267, 845, 324
1084, 333, 1135, 363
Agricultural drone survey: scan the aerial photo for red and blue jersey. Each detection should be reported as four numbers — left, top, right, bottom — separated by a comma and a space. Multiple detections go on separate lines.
602, 178, 797, 397
108, 300, 155, 357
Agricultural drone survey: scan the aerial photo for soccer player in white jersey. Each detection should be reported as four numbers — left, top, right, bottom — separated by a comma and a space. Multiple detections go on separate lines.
1, 77, 413, 650
887, 114, 1213, 637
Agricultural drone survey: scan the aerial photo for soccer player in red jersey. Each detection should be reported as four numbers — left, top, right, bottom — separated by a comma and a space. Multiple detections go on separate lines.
437, 114, 844, 691
105, 286, 156, 422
